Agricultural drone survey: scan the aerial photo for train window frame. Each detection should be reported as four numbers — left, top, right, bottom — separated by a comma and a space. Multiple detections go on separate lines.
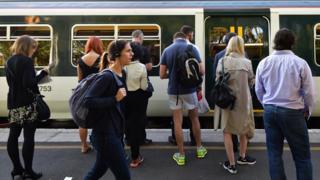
0, 24, 53, 68
314, 23, 320, 66
71, 24, 161, 67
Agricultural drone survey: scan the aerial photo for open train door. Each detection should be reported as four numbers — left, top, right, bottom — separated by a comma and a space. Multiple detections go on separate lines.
204, 15, 270, 112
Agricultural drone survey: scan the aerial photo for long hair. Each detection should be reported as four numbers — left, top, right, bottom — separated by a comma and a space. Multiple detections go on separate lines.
225, 36, 245, 57
10, 35, 37, 56
99, 52, 110, 71
85, 36, 104, 55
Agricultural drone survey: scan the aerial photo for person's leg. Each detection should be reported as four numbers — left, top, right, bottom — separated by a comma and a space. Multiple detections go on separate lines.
224, 132, 235, 165
188, 109, 201, 147
185, 118, 195, 146
239, 134, 248, 158
107, 135, 131, 180
84, 132, 109, 180
263, 105, 286, 180
279, 108, 312, 180
232, 134, 239, 152
22, 122, 38, 174
173, 109, 184, 155
79, 127, 90, 153
7, 123, 24, 173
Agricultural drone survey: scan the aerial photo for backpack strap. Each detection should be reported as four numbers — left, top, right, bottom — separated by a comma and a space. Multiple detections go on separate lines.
105, 69, 126, 121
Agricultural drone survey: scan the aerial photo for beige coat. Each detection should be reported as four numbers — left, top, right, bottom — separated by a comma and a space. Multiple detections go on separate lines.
214, 52, 255, 139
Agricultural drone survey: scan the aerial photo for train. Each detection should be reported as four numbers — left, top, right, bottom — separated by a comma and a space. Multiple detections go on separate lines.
0, 0, 320, 123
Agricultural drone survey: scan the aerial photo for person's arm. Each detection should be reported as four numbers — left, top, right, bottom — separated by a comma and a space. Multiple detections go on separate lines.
22, 59, 47, 89
193, 46, 205, 75
159, 50, 168, 79
160, 65, 168, 79
248, 61, 255, 88
145, 62, 152, 71
141, 66, 148, 90
301, 62, 316, 114
255, 62, 265, 104
77, 64, 84, 81
84, 74, 118, 109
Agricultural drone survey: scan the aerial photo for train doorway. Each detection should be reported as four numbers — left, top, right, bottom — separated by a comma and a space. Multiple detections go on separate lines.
204, 16, 270, 110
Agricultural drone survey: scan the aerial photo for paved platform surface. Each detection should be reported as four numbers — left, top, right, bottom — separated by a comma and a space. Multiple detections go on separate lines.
1, 128, 320, 143
0, 142, 320, 180
1, 129, 320, 179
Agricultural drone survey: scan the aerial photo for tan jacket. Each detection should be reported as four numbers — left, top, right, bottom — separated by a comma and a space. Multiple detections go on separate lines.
214, 52, 255, 139
125, 61, 148, 91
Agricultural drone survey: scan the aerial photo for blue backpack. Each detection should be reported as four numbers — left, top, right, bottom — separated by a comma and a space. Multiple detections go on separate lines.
69, 69, 124, 128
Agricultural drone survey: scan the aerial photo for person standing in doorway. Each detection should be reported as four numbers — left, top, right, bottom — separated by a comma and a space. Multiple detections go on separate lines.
256, 28, 316, 180
160, 32, 207, 166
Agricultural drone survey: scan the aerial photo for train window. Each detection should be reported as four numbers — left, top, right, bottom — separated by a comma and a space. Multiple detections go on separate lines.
118, 24, 161, 66
71, 24, 161, 67
314, 24, 320, 65
0, 25, 52, 67
71, 25, 115, 66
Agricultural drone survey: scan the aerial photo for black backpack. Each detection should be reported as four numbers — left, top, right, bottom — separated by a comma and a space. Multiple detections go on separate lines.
175, 45, 202, 88
69, 69, 124, 128
211, 57, 236, 110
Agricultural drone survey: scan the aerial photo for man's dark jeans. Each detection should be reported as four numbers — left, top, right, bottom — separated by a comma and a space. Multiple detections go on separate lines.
84, 131, 130, 180
263, 105, 312, 180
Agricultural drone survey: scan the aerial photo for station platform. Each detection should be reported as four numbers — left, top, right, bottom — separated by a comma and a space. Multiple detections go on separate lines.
1, 129, 320, 180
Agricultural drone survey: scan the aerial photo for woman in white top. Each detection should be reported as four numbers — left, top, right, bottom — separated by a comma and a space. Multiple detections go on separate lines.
125, 42, 148, 168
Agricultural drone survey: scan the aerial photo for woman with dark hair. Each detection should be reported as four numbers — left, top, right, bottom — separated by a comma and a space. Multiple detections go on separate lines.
125, 42, 148, 168
83, 40, 132, 180
77, 36, 104, 154
5, 35, 49, 179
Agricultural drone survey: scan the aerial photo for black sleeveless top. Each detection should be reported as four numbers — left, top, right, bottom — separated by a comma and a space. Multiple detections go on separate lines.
78, 57, 100, 81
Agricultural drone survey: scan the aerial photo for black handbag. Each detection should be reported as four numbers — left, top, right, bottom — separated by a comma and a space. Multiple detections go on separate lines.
34, 94, 51, 121
211, 57, 236, 110
145, 77, 154, 98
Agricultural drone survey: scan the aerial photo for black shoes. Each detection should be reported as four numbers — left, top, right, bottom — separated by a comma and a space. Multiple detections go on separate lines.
222, 161, 237, 174
237, 155, 256, 165
11, 169, 24, 180
23, 171, 43, 180
144, 138, 153, 145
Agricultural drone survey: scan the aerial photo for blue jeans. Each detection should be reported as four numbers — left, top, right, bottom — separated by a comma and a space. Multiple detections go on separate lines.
263, 105, 312, 180
84, 131, 130, 180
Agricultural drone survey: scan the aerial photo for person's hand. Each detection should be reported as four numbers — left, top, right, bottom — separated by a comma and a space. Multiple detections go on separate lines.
42, 67, 50, 75
115, 88, 127, 102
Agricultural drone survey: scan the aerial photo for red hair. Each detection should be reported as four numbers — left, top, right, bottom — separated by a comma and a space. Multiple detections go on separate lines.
85, 36, 104, 55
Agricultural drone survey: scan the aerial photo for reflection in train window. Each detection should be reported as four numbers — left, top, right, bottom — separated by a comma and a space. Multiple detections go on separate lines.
71, 24, 161, 67
0, 25, 52, 67
314, 24, 320, 65
208, 25, 265, 61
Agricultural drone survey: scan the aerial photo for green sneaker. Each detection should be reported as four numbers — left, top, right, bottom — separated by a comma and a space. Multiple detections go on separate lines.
197, 146, 207, 158
173, 153, 185, 166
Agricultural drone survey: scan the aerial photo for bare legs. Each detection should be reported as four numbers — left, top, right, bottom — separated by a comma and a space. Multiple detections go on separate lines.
224, 132, 248, 165
79, 128, 90, 153
173, 108, 203, 155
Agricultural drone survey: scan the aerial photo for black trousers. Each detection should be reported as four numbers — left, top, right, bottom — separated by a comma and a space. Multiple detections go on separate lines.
7, 122, 36, 172
125, 90, 148, 160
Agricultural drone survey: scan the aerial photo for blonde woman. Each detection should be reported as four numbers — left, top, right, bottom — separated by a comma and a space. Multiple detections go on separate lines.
5, 35, 49, 179
214, 36, 256, 174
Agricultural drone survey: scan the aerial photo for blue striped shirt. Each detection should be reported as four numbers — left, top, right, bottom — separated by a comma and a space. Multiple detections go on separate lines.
255, 50, 316, 113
